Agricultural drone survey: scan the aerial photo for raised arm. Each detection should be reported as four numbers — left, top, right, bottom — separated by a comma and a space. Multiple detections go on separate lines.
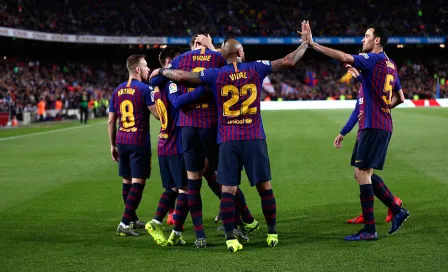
271, 42, 309, 72
306, 21, 354, 64
271, 21, 310, 72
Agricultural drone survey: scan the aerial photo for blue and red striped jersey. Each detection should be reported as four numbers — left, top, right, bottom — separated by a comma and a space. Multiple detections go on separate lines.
199, 61, 272, 143
352, 52, 402, 132
153, 81, 182, 156
171, 48, 226, 128
152, 79, 207, 156
109, 78, 154, 146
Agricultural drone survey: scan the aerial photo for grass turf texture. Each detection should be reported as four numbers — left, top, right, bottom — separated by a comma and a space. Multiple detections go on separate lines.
0, 108, 447, 271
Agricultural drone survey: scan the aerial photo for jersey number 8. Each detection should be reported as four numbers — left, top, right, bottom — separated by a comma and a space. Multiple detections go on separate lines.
120, 100, 135, 128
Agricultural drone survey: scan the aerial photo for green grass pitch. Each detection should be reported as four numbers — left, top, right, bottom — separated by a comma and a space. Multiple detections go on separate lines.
0, 108, 447, 271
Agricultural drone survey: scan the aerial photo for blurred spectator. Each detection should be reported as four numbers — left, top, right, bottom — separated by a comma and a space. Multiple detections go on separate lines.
0, 0, 446, 37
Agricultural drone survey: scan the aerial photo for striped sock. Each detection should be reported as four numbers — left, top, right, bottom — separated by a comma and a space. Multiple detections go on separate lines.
122, 183, 131, 205
132, 183, 145, 222
188, 179, 205, 238
173, 193, 189, 232
360, 184, 376, 233
121, 183, 144, 226
220, 192, 236, 240
260, 189, 277, 234
204, 170, 221, 198
234, 205, 242, 228
372, 174, 401, 214
235, 188, 254, 224
154, 189, 178, 222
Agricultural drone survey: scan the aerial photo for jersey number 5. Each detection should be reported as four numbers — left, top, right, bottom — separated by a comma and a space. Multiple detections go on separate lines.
120, 100, 135, 128
222, 84, 257, 117
383, 74, 394, 106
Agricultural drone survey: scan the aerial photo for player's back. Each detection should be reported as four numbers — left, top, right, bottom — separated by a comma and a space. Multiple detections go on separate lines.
354, 52, 401, 132
171, 48, 226, 128
203, 61, 272, 143
153, 82, 182, 156
111, 79, 152, 146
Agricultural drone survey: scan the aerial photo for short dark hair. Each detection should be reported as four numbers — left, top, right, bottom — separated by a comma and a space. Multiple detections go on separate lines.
190, 33, 214, 48
126, 54, 145, 71
368, 25, 389, 47
158, 46, 182, 67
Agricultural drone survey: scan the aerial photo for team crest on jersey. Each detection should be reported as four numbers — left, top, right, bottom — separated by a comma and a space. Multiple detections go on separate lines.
257, 60, 270, 65
150, 90, 155, 102
169, 82, 178, 94
361, 54, 369, 59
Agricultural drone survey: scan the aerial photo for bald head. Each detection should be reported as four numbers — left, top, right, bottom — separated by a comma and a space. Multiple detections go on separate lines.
221, 39, 244, 61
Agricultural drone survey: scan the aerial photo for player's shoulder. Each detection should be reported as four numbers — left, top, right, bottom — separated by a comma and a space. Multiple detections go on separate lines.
113, 81, 127, 93
207, 48, 224, 56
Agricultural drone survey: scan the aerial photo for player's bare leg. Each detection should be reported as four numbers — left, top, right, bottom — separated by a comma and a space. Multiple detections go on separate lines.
344, 168, 378, 241
117, 178, 146, 237
167, 187, 189, 246
220, 185, 243, 252
256, 181, 278, 247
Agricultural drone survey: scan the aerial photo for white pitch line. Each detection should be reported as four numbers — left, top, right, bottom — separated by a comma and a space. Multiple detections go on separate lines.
0, 122, 106, 142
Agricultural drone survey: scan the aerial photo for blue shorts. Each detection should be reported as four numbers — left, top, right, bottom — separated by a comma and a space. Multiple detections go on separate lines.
117, 144, 152, 179
351, 128, 392, 170
181, 126, 218, 172
158, 154, 187, 189
218, 140, 271, 187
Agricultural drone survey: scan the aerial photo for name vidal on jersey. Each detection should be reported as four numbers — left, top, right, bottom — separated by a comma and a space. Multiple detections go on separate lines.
229, 72, 247, 81
192, 55, 211, 61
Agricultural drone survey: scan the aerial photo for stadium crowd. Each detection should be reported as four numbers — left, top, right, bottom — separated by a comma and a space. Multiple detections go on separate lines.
1, 0, 446, 37
1, 55, 446, 122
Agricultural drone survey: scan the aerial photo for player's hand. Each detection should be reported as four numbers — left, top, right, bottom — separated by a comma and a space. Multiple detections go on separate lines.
305, 21, 314, 47
334, 134, 344, 149
358, 111, 364, 121
347, 67, 360, 78
195, 34, 216, 51
111, 145, 119, 162
150, 68, 159, 79
297, 20, 310, 44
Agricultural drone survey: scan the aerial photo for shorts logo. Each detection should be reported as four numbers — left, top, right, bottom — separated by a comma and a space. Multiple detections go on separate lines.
361, 54, 369, 59
169, 83, 178, 94
355, 160, 362, 163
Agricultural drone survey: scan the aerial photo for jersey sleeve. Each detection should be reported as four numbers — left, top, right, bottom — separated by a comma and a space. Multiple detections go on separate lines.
167, 81, 207, 108
142, 84, 155, 107
340, 100, 359, 136
150, 75, 167, 87
199, 68, 219, 85
108, 93, 116, 112
393, 76, 402, 92
352, 53, 378, 71
254, 60, 273, 78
